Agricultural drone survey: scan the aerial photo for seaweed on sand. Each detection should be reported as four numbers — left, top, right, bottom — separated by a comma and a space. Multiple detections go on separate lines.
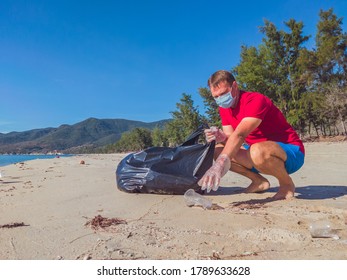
85, 215, 127, 231
0, 222, 29, 229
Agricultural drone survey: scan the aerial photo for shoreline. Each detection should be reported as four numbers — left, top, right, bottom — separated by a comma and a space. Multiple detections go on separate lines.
0, 154, 74, 168
0, 142, 347, 260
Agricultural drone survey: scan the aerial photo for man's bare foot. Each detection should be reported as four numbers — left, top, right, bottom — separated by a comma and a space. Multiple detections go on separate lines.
272, 185, 295, 200
245, 176, 270, 193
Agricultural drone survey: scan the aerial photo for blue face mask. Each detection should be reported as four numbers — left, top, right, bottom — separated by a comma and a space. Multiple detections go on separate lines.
214, 92, 235, 108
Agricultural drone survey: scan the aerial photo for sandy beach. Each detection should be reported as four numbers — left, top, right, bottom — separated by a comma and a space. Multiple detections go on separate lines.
0, 142, 347, 260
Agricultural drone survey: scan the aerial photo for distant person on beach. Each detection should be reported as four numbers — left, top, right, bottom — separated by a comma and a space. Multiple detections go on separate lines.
198, 70, 305, 200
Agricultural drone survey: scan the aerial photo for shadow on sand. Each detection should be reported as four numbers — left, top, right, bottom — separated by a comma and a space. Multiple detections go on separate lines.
210, 185, 347, 200
205, 185, 347, 206
287, 185, 347, 200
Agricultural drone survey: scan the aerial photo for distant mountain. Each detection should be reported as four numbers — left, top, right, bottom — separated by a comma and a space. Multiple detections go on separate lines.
0, 118, 171, 154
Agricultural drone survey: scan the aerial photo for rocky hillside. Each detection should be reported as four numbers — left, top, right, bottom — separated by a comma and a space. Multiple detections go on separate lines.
0, 118, 170, 154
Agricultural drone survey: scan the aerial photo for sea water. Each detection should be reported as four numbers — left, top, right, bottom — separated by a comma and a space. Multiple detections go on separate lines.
0, 154, 72, 167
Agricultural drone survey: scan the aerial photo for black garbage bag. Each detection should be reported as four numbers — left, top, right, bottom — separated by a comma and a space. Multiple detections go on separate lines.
115, 125, 215, 194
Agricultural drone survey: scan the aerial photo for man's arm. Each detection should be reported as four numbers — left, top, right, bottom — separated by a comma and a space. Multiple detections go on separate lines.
198, 117, 262, 192
221, 117, 262, 159
222, 125, 234, 139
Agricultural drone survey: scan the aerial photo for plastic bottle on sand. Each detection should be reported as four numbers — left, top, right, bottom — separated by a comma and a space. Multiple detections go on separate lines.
309, 221, 339, 239
184, 189, 212, 210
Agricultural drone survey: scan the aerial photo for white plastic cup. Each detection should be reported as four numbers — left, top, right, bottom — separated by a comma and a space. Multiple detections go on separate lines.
184, 189, 212, 210
309, 221, 339, 239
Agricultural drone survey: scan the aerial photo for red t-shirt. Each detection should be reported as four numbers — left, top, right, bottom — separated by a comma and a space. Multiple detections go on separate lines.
219, 91, 305, 154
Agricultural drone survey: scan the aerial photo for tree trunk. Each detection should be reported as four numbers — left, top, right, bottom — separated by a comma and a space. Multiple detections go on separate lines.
337, 109, 347, 135
314, 123, 319, 137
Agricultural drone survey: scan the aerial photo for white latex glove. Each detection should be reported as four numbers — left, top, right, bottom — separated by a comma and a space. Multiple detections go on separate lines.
198, 154, 231, 192
204, 126, 227, 143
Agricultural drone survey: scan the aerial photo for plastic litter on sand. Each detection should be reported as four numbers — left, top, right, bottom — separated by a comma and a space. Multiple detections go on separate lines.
184, 189, 212, 210
309, 221, 339, 239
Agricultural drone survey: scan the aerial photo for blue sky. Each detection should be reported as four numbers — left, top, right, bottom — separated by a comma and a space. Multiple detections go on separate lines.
1, 0, 346, 133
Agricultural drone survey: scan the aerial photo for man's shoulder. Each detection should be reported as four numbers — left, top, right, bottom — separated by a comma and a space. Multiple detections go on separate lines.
241, 91, 270, 103
241, 90, 264, 96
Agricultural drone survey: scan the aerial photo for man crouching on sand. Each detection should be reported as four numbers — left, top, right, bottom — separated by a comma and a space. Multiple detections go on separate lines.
198, 70, 305, 200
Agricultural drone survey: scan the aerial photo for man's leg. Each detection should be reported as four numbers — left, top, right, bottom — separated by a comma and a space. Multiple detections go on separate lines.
230, 161, 270, 193
249, 141, 295, 200
214, 144, 270, 193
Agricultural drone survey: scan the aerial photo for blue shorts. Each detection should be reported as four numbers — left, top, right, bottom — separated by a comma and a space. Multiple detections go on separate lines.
243, 142, 305, 174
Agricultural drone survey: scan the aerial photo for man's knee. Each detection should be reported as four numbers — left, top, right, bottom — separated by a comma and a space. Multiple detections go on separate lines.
249, 143, 270, 166
249, 142, 290, 175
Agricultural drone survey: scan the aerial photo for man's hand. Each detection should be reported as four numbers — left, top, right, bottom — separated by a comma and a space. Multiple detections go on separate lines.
198, 154, 231, 192
204, 126, 227, 143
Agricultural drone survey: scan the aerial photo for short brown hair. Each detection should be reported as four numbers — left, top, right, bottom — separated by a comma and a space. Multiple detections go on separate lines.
208, 70, 235, 88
